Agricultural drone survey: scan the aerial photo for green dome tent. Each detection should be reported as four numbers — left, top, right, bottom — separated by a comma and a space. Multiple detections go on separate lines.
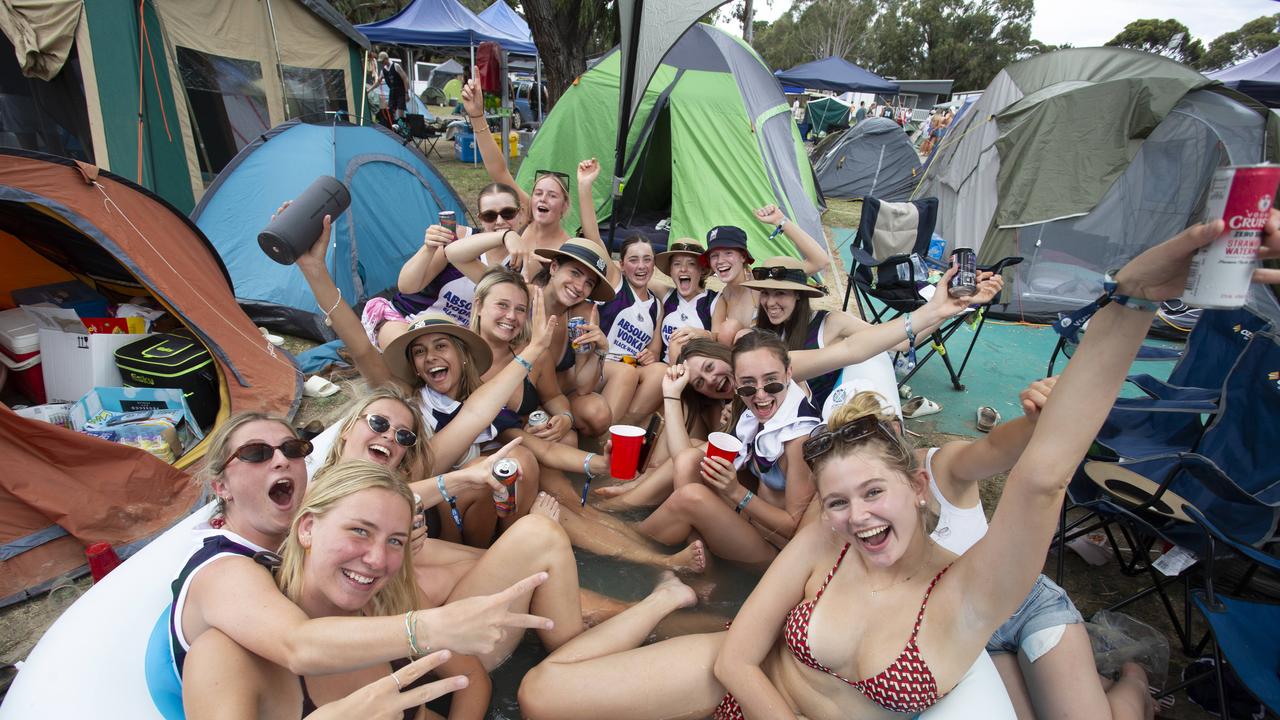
516, 23, 822, 260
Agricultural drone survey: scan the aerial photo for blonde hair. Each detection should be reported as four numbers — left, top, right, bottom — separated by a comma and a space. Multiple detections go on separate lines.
322, 387, 432, 479
470, 267, 532, 348
198, 412, 295, 518
277, 460, 418, 617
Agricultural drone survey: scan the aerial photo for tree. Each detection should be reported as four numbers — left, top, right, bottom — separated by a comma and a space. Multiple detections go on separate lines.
522, 0, 617, 103
1105, 18, 1205, 66
797, 0, 877, 61
1196, 13, 1280, 71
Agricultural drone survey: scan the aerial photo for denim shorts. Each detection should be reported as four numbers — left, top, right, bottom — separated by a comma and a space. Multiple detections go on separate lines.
986, 574, 1083, 661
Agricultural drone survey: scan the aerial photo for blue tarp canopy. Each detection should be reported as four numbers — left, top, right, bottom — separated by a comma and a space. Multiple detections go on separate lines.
478, 1, 533, 47
356, 0, 537, 55
1208, 46, 1280, 108
775, 56, 899, 94
191, 120, 468, 339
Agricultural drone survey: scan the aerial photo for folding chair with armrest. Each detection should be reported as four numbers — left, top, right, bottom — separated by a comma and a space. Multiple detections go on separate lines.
842, 196, 1022, 391
401, 113, 443, 157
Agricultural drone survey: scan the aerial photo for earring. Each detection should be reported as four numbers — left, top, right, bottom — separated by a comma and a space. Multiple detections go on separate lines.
918, 499, 927, 508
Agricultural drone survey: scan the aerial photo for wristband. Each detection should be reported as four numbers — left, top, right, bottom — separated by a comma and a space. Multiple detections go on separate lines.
1102, 270, 1160, 312
902, 312, 918, 372
437, 474, 463, 531
1055, 271, 1159, 343
559, 410, 574, 426
663, 396, 682, 401
768, 222, 785, 241
513, 354, 533, 373
735, 490, 754, 514
581, 453, 597, 507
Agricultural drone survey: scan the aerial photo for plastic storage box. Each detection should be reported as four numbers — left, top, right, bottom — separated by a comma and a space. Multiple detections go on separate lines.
13, 280, 109, 319
0, 307, 45, 403
114, 332, 217, 428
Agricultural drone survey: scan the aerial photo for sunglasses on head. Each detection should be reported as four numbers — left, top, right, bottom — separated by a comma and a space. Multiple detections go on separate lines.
363, 413, 417, 447
478, 207, 521, 223
667, 242, 703, 254
228, 438, 313, 465
751, 266, 809, 284
534, 169, 570, 193
801, 415, 903, 464
735, 381, 787, 397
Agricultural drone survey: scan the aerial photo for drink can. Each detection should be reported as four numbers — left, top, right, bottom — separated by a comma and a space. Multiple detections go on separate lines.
527, 410, 550, 427
568, 315, 592, 354
1183, 164, 1280, 309
621, 354, 637, 366
948, 247, 977, 298
492, 458, 519, 513
412, 493, 425, 531
438, 210, 457, 240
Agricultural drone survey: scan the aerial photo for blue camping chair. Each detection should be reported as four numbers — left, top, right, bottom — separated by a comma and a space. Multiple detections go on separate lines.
1056, 328, 1280, 651
842, 196, 1022, 391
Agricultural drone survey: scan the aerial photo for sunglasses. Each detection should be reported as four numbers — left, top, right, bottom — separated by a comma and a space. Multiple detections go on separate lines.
363, 413, 417, 447
751, 266, 810, 284
667, 242, 704, 254
478, 207, 521, 223
735, 381, 787, 398
228, 438, 313, 465
534, 169, 571, 193
801, 416, 904, 464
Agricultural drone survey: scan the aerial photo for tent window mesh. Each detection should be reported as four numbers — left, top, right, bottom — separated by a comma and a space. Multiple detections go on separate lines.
175, 46, 270, 182
0, 37, 94, 162
282, 66, 347, 120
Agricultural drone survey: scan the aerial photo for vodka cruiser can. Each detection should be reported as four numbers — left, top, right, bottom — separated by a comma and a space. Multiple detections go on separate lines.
1183, 164, 1280, 309
438, 210, 457, 240
492, 458, 519, 513
568, 316, 592, 354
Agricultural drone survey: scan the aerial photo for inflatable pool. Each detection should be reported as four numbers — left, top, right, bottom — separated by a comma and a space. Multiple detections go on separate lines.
0, 503, 216, 719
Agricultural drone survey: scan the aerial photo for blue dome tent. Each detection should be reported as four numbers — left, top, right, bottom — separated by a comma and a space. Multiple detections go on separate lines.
191, 118, 467, 340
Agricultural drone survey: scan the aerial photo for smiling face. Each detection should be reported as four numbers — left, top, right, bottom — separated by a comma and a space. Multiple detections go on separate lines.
817, 450, 927, 569
478, 190, 524, 234
621, 240, 654, 289
297, 487, 411, 615
340, 398, 415, 468
476, 281, 529, 344
669, 255, 703, 298
549, 259, 598, 308
215, 419, 307, 548
758, 288, 797, 326
708, 247, 748, 284
734, 347, 790, 421
410, 332, 464, 397
688, 353, 734, 400
530, 175, 568, 227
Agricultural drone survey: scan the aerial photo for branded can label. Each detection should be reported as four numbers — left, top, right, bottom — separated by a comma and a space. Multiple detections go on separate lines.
527, 410, 550, 427
492, 458, 519, 512
948, 247, 977, 298
568, 315, 592, 354
1183, 164, 1280, 309
439, 210, 457, 240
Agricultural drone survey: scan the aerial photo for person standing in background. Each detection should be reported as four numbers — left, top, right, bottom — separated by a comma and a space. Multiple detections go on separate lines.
854, 101, 866, 124
376, 51, 410, 123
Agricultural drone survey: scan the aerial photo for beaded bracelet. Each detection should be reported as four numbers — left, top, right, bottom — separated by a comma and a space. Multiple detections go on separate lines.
437, 474, 463, 531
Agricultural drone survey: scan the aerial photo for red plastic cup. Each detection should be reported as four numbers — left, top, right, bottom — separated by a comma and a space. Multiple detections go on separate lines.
85, 542, 121, 581
609, 424, 645, 480
706, 432, 743, 464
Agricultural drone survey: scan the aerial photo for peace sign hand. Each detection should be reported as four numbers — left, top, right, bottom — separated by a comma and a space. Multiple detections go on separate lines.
305, 650, 466, 720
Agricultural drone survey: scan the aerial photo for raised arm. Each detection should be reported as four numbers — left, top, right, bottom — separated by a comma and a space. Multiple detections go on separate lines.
576, 159, 617, 279
398, 226, 456, 293
754, 205, 830, 276
460, 77, 526, 206
660, 363, 694, 458
443, 228, 519, 283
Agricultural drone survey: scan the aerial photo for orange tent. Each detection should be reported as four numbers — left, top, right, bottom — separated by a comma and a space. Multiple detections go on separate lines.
0, 149, 301, 605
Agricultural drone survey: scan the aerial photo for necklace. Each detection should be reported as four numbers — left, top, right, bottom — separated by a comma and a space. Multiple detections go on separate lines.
866, 544, 932, 594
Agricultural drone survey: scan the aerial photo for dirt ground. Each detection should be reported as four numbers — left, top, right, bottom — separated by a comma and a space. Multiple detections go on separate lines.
0, 143, 1227, 718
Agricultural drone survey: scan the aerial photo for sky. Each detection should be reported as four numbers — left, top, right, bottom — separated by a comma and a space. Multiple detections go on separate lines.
729, 0, 1276, 47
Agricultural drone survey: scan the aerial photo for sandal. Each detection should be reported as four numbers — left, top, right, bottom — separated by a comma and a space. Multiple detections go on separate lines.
976, 406, 1000, 432
902, 396, 941, 419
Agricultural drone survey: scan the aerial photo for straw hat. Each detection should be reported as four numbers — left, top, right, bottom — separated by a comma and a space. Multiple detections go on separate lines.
655, 240, 707, 276
383, 310, 493, 387
535, 238, 616, 302
741, 256, 826, 298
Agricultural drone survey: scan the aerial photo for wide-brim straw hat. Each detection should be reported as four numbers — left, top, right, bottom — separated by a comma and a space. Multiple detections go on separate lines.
383, 310, 493, 387
655, 239, 707, 276
534, 238, 616, 302
741, 256, 826, 298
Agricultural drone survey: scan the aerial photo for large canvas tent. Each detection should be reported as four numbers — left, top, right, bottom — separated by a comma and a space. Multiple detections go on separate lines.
0, 0, 369, 215
915, 47, 1279, 322
517, 23, 822, 260
812, 117, 921, 201
193, 119, 468, 339
1208, 45, 1280, 108
0, 149, 300, 605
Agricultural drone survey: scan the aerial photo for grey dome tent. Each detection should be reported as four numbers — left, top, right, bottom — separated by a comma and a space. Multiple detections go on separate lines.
812, 117, 921, 201
914, 47, 1280, 323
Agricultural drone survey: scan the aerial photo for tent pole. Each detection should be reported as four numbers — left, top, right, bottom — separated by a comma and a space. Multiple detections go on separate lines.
264, 0, 290, 120
536, 55, 542, 122
610, 0, 646, 253
358, 50, 369, 126
470, 41, 477, 165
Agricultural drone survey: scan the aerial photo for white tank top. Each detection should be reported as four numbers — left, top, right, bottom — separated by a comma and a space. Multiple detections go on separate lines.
925, 447, 990, 555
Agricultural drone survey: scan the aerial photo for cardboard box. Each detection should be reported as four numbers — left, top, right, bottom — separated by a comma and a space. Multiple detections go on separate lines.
69, 386, 204, 454
22, 304, 150, 403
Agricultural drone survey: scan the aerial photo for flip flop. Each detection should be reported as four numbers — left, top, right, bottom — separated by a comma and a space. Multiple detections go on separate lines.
902, 396, 941, 419
976, 406, 1000, 432
303, 375, 340, 398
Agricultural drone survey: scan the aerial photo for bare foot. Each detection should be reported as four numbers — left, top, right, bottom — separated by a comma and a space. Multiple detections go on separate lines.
531, 492, 562, 523
668, 539, 707, 574
592, 480, 637, 498
651, 570, 697, 610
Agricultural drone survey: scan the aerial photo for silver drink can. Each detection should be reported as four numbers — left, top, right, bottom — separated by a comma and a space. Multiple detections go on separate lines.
1183, 164, 1280, 309
948, 247, 977, 298
527, 410, 550, 427
492, 458, 519, 512
568, 315, 592, 354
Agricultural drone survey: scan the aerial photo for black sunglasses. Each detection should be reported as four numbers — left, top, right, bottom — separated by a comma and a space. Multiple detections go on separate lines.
735, 381, 787, 398
364, 413, 417, 447
751, 266, 809, 284
229, 438, 313, 465
534, 169, 571, 193
801, 416, 903, 464
667, 242, 703, 254
478, 207, 521, 223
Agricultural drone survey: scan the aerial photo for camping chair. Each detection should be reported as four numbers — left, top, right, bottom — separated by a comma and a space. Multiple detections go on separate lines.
1057, 328, 1280, 653
842, 196, 1022, 391
402, 114, 443, 157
